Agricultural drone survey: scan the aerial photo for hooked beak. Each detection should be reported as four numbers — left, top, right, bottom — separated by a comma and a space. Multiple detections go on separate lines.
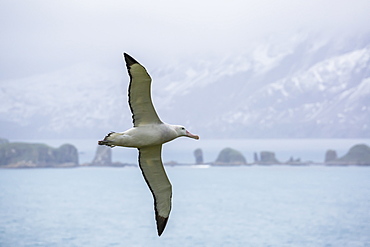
186, 130, 199, 140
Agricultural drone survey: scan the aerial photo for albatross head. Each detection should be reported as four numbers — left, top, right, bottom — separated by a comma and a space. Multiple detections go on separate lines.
175, 125, 199, 140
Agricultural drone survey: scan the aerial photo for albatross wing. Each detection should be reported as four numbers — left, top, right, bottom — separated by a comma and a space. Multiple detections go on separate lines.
138, 145, 172, 236
124, 53, 162, 127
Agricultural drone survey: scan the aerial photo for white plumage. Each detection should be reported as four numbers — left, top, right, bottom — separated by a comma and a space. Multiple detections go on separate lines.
98, 53, 199, 236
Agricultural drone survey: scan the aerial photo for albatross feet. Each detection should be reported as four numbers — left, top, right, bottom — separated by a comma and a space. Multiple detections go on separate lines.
98, 132, 116, 147
97, 140, 115, 147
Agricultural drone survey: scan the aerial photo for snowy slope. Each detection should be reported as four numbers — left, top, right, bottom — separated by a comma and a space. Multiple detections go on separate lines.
215, 46, 370, 138
0, 63, 130, 138
0, 34, 369, 139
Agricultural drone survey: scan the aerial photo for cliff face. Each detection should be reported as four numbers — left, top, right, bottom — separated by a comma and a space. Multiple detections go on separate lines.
0, 142, 79, 168
0, 138, 9, 145
259, 151, 280, 164
91, 145, 112, 166
193, 148, 204, 164
325, 149, 338, 162
337, 144, 370, 165
215, 148, 247, 165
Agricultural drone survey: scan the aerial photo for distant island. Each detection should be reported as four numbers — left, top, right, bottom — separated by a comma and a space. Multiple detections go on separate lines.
1, 137, 370, 168
0, 138, 78, 168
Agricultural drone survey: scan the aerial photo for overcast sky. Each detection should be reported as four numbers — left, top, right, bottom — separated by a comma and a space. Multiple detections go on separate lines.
1, 0, 369, 80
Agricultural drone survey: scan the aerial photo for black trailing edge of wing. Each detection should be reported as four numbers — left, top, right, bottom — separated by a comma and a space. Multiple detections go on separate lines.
138, 148, 170, 236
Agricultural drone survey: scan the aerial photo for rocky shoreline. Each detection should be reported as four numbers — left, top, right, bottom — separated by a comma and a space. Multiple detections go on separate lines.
1, 137, 370, 168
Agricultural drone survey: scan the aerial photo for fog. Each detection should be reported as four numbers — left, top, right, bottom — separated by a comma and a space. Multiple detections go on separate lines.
1, 0, 369, 79
1, 0, 369, 140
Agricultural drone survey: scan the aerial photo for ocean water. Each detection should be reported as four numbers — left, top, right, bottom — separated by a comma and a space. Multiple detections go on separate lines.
1, 166, 370, 247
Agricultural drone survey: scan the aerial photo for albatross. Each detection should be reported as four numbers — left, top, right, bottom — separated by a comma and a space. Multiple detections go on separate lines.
98, 53, 199, 236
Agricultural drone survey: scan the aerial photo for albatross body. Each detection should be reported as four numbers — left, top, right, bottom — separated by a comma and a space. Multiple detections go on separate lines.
98, 53, 199, 236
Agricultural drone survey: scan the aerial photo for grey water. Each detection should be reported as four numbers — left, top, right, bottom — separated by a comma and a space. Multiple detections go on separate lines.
1, 166, 370, 247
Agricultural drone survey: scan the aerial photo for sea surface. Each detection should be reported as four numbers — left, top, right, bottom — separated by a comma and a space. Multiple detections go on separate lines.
1, 166, 370, 247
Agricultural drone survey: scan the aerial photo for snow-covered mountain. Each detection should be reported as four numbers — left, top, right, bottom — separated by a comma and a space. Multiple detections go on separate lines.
152, 33, 370, 138
1, 33, 369, 139
0, 64, 130, 139
216, 47, 370, 138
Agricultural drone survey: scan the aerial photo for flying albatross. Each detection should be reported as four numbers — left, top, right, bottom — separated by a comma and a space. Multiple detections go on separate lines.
98, 53, 199, 236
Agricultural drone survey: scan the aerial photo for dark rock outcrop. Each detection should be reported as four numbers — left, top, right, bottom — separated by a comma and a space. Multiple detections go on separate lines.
91, 145, 112, 166
285, 156, 305, 165
0, 142, 78, 168
194, 148, 204, 164
214, 147, 246, 165
55, 144, 79, 165
0, 138, 9, 145
259, 151, 280, 164
333, 144, 370, 165
325, 149, 338, 162
253, 152, 259, 163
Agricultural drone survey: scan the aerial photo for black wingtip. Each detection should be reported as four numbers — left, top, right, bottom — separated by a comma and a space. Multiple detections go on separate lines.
156, 215, 169, 236
123, 53, 139, 67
